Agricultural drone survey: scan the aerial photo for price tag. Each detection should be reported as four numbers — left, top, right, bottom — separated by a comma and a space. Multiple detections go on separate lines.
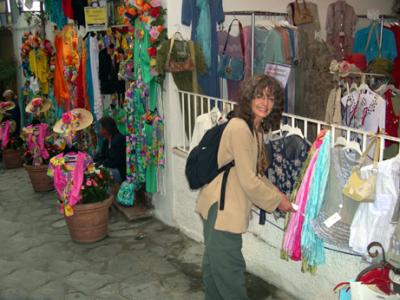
324, 212, 342, 228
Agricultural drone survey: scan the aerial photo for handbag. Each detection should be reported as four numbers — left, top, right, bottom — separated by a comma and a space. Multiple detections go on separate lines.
218, 19, 245, 81
291, 0, 314, 26
165, 33, 195, 73
342, 136, 380, 202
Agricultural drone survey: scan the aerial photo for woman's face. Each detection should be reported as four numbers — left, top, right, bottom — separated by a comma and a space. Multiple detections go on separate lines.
251, 88, 275, 123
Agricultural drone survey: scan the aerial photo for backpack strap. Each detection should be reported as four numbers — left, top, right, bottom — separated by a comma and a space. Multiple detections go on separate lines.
218, 160, 235, 210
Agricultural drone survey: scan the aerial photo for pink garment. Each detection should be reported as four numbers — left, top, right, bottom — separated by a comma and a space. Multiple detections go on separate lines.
0, 120, 11, 149
52, 151, 88, 213
282, 139, 323, 261
243, 26, 252, 81
27, 124, 50, 162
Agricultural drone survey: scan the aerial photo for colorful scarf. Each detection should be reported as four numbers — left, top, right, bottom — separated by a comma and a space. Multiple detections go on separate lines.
27, 124, 49, 164
51, 151, 87, 216
0, 120, 11, 149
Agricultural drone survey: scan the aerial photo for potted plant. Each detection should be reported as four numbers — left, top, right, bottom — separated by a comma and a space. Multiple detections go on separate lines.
2, 135, 23, 169
64, 167, 114, 243
22, 98, 56, 191
23, 141, 59, 192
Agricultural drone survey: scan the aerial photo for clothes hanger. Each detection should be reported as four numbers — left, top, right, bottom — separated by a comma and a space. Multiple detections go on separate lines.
281, 124, 304, 139
334, 136, 347, 147
343, 140, 362, 155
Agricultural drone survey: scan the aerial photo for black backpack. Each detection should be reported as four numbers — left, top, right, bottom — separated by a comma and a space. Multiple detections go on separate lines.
185, 120, 234, 211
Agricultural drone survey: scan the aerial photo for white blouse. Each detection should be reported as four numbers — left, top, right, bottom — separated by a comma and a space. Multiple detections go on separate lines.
349, 155, 400, 254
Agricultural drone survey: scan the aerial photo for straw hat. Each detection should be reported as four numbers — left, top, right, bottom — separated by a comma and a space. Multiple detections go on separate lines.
53, 108, 93, 135
25, 97, 52, 114
2, 89, 14, 99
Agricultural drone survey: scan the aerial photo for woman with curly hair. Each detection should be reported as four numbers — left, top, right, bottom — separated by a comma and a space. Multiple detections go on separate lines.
196, 75, 294, 300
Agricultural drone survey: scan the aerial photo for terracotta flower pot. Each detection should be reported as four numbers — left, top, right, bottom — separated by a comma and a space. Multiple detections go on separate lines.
65, 195, 113, 243
24, 164, 54, 192
3, 149, 23, 169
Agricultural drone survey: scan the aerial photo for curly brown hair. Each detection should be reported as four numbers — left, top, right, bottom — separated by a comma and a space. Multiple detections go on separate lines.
235, 75, 284, 133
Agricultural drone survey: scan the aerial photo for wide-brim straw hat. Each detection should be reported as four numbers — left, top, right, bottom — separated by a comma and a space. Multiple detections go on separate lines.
0, 101, 15, 112
25, 97, 52, 114
53, 108, 93, 134
2, 89, 14, 98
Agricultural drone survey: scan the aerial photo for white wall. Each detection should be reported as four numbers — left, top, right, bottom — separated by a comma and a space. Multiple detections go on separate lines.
152, 0, 396, 299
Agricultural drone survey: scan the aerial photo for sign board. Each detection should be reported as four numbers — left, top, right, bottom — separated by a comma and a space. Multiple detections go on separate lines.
84, 6, 107, 31
264, 63, 292, 88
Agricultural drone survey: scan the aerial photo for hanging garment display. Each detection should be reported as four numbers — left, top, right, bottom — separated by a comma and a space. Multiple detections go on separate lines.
266, 134, 309, 197
259, 133, 309, 224
182, 0, 225, 97
326, 0, 358, 60
218, 19, 245, 81
341, 84, 386, 132
300, 130, 331, 273
325, 86, 342, 124
157, 37, 207, 93
44, 0, 67, 30
349, 155, 400, 254
54, 33, 69, 107
98, 46, 119, 95
353, 22, 397, 64
89, 35, 103, 119
295, 34, 334, 121
281, 130, 326, 261
312, 147, 361, 251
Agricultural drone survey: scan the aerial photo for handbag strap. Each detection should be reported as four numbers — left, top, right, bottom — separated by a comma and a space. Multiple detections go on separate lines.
167, 32, 189, 61
222, 19, 245, 59
364, 22, 382, 58
295, 0, 308, 11
358, 136, 381, 165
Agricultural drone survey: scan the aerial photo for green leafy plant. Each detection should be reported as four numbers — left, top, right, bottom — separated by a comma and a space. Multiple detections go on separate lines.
80, 167, 114, 204
0, 59, 17, 84
7, 136, 23, 150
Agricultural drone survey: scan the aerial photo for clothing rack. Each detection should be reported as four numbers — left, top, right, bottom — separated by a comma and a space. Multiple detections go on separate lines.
223, 10, 289, 77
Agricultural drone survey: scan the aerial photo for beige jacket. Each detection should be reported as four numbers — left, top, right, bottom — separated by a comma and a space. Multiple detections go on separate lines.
196, 118, 282, 234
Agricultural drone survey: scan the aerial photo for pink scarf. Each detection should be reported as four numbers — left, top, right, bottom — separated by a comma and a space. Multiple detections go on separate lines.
0, 120, 11, 149
282, 139, 324, 261
27, 124, 49, 160
53, 151, 86, 213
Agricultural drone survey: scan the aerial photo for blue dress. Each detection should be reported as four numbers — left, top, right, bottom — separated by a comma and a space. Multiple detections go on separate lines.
259, 135, 309, 224
181, 0, 224, 97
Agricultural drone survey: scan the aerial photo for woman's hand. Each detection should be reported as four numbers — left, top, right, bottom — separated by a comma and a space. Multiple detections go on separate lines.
277, 193, 296, 213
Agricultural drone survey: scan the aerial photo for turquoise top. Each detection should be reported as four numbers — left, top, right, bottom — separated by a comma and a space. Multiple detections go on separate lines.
301, 131, 331, 272
254, 27, 285, 75
352, 23, 397, 63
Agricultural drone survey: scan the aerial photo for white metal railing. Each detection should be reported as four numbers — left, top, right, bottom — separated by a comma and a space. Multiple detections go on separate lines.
176, 90, 400, 160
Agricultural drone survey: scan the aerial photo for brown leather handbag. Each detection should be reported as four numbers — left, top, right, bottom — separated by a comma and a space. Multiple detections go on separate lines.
165, 33, 195, 73
291, 0, 314, 26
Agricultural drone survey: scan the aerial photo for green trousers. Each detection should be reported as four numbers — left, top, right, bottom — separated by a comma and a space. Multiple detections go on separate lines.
202, 203, 249, 300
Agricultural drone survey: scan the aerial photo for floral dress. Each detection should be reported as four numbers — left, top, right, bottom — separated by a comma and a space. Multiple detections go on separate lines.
259, 135, 309, 224
266, 135, 309, 196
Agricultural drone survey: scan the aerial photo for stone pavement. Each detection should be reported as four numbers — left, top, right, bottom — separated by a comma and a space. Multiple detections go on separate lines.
0, 167, 295, 300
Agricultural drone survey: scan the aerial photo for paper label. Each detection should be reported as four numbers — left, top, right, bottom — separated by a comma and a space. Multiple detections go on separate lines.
324, 212, 342, 228
264, 63, 292, 88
